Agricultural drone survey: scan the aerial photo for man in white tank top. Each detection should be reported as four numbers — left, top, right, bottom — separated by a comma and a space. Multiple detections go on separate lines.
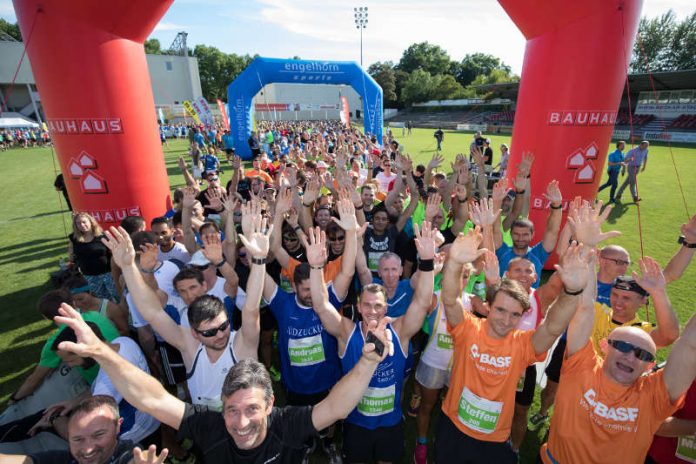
101, 205, 271, 410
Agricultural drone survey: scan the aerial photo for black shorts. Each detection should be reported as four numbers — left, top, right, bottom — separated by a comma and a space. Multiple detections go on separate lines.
157, 340, 186, 386
544, 338, 567, 383
342, 420, 404, 463
224, 148, 235, 155
515, 365, 537, 407
434, 413, 517, 464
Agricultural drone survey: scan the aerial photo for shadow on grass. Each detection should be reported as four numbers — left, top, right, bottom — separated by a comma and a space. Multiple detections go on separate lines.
606, 201, 631, 224
3, 210, 70, 223
0, 282, 55, 334
0, 237, 65, 254
12, 324, 54, 345
0, 242, 66, 266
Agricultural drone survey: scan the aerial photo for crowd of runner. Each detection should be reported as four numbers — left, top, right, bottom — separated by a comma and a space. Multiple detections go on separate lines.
1, 120, 696, 464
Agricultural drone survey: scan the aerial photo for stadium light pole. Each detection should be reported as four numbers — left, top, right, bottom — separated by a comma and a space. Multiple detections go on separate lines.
354, 6, 368, 67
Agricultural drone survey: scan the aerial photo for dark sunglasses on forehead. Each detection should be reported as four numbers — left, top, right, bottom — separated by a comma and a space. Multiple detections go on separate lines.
607, 339, 655, 362
191, 264, 210, 271
194, 319, 230, 338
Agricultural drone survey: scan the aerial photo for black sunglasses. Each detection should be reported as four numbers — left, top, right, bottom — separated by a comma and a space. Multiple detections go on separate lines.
191, 264, 209, 271
607, 339, 655, 362
328, 236, 346, 242
194, 320, 230, 338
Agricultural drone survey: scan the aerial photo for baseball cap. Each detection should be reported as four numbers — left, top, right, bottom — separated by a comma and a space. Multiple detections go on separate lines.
613, 276, 648, 296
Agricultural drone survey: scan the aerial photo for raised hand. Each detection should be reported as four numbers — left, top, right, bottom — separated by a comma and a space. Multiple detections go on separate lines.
482, 249, 500, 284
182, 186, 198, 209
414, 221, 437, 261
633, 256, 666, 295
544, 179, 563, 206
177, 156, 187, 171
101, 226, 136, 269
681, 213, 696, 243
303, 177, 321, 206
518, 152, 535, 177
274, 186, 293, 216
204, 189, 223, 211
232, 155, 242, 170
201, 234, 224, 265
133, 445, 169, 464
554, 241, 594, 293
305, 226, 328, 268
139, 242, 159, 272
332, 197, 359, 231
491, 177, 510, 205
471, 146, 485, 166
470, 197, 502, 228
448, 227, 487, 265
238, 215, 273, 259
425, 193, 442, 222
284, 165, 298, 187
566, 200, 620, 247
428, 153, 444, 170
221, 195, 239, 220
362, 317, 394, 362
240, 199, 261, 238
53, 304, 105, 358
513, 170, 527, 192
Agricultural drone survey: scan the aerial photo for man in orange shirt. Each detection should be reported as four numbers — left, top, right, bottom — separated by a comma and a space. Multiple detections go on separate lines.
540, 263, 696, 463
436, 227, 592, 463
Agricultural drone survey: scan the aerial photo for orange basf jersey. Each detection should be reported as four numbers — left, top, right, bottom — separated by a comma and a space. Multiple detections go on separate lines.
541, 342, 684, 463
443, 311, 545, 442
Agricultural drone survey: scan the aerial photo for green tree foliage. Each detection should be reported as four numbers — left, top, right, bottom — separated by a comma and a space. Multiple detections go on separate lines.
367, 61, 398, 106
631, 10, 696, 72
432, 74, 465, 101
194, 45, 253, 102
144, 38, 162, 54
397, 42, 451, 75
452, 52, 512, 87
0, 19, 22, 41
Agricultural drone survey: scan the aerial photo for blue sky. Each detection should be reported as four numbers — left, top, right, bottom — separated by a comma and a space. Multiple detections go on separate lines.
1, 0, 694, 74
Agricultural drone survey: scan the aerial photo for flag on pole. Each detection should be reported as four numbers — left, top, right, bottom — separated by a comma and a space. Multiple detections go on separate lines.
183, 100, 201, 125
340, 96, 350, 128
216, 99, 230, 130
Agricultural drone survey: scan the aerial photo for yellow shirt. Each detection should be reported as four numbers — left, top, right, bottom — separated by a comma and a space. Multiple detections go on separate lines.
591, 302, 654, 355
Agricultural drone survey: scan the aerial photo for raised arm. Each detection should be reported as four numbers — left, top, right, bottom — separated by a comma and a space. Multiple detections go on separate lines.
235, 211, 273, 360
396, 222, 436, 341
181, 187, 199, 255
53, 305, 186, 429
664, 214, 696, 284
532, 242, 593, 355
423, 153, 444, 189
270, 186, 294, 268
470, 197, 501, 254
227, 155, 241, 196
221, 195, 239, 265
102, 227, 193, 355
312, 317, 392, 430
307, 227, 352, 342
441, 228, 486, 327
395, 167, 420, 232
451, 184, 470, 234
331, 195, 362, 300
565, 253, 598, 357
634, 257, 680, 348
177, 156, 196, 188
541, 180, 564, 253
664, 311, 696, 403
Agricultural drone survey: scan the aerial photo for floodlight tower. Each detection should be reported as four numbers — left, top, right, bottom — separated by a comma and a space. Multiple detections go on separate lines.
354, 6, 368, 67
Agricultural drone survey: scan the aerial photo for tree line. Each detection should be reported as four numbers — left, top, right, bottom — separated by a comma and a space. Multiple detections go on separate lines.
1, 9, 694, 104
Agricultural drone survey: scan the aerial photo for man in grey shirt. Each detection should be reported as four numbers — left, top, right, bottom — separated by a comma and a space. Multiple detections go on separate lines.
616, 140, 649, 203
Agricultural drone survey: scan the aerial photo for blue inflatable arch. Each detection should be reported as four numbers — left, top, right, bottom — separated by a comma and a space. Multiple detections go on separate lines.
227, 57, 383, 159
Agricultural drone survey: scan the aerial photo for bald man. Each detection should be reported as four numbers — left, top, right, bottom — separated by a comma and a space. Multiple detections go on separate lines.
539, 273, 696, 463
596, 245, 630, 306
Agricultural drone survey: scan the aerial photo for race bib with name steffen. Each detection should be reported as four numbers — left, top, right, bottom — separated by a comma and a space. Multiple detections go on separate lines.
288, 334, 326, 366
458, 386, 503, 434
676, 435, 696, 464
357, 385, 396, 417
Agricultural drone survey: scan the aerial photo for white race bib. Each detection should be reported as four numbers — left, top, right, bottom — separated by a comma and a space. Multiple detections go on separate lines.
357, 385, 396, 417
457, 387, 503, 434
288, 334, 325, 366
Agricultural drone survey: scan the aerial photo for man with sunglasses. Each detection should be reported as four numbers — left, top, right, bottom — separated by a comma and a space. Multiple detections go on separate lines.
101, 212, 269, 411
540, 271, 696, 462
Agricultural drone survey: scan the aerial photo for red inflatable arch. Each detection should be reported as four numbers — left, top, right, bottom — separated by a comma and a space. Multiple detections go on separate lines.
13, 0, 174, 227
499, 0, 642, 266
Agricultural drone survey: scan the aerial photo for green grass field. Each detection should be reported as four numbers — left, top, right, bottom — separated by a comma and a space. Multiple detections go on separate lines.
0, 128, 694, 462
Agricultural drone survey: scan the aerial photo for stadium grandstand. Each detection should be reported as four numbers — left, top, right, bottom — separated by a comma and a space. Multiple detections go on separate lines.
388, 69, 696, 144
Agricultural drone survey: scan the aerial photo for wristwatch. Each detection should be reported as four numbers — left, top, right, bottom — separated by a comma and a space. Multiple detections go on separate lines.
678, 235, 696, 248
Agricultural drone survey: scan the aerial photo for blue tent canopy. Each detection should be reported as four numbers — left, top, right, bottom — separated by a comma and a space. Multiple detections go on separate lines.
227, 57, 383, 159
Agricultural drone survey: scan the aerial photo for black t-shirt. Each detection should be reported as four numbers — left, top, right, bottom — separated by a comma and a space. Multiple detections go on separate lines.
484, 147, 494, 166
178, 403, 317, 464
30, 439, 134, 464
363, 226, 399, 274
69, 233, 111, 275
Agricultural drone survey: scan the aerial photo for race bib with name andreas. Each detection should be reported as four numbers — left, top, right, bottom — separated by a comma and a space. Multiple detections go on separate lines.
437, 333, 453, 350
288, 334, 326, 366
676, 435, 696, 463
357, 384, 396, 417
458, 386, 503, 434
